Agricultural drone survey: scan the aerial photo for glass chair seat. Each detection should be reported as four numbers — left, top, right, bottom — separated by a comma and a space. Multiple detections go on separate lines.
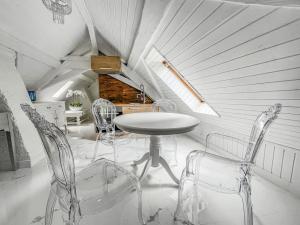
74, 159, 137, 215
98, 131, 131, 145
186, 150, 249, 194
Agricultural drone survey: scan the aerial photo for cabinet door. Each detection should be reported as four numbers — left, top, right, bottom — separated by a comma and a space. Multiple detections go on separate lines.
54, 103, 66, 127
34, 103, 65, 127
0, 113, 9, 131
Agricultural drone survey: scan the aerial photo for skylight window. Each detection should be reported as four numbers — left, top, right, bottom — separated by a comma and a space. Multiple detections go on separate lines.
145, 48, 218, 116
52, 80, 74, 98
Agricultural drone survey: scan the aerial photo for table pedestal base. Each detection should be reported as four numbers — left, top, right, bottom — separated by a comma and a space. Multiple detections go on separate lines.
133, 135, 179, 184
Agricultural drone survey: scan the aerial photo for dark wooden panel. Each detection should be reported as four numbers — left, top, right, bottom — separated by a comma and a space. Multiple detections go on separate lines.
99, 75, 153, 104
91, 56, 121, 74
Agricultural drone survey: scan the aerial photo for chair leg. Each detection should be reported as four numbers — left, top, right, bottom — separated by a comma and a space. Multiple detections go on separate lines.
240, 178, 253, 225
135, 180, 146, 225
174, 170, 187, 221
173, 136, 178, 166
45, 184, 58, 225
92, 133, 100, 162
112, 142, 117, 163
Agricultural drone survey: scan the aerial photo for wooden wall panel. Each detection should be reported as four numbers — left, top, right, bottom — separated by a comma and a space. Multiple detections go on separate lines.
98, 74, 152, 104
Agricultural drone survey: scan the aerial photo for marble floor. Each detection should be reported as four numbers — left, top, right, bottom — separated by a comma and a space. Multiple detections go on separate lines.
0, 123, 300, 225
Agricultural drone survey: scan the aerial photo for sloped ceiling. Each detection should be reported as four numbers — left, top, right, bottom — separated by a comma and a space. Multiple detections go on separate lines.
16, 54, 53, 90
0, 0, 86, 59
86, 0, 145, 61
0, 0, 88, 91
142, 0, 300, 149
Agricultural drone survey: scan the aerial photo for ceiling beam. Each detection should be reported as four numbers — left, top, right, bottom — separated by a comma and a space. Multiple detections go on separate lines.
79, 74, 94, 84
140, 58, 164, 98
0, 28, 60, 68
225, 0, 300, 7
42, 69, 87, 90
109, 74, 139, 90
73, 0, 98, 54
121, 63, 161, 100
34, 56, 91, 90
128, 0, 170, 67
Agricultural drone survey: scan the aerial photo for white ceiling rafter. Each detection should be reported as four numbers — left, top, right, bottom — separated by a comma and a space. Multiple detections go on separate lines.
86, 0, 145, 61
35, 56, 91, 90
0, 28, 60, 68
121, 63, 161, 100
140, 58, 165, 99
131, 0, 181, 71
128, 0, 171, 67
73, 0, 98, 54
109, 74, 139, 89
224, 0, 300, 7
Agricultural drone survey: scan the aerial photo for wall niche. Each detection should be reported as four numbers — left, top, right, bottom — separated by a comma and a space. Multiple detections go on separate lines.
0, 90, 30, 170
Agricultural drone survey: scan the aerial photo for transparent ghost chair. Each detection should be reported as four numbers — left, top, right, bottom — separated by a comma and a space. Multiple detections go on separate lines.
175, 104, 281, 225
152, 99, 178, 165
20, 104, 146, 225
91, 98, 131, 162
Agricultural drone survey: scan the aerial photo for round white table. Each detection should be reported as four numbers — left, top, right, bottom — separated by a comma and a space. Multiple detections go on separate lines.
114, 112, 200, 184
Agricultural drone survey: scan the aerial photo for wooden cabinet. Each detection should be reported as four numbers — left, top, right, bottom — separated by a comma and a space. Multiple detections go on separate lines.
115, 104, 153, 114
91, 56, 121, 74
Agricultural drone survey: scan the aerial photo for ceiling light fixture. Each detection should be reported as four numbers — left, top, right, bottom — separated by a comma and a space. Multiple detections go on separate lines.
42, 0, 72, 24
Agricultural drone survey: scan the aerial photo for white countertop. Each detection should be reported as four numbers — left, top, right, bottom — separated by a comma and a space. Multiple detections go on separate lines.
114, 112, 199, 135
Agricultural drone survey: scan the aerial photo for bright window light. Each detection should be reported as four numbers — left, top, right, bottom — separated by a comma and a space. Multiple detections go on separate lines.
145, 48, 218, 116
52, 80, 74, 98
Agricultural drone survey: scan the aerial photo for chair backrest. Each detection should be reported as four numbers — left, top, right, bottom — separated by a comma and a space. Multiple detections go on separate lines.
91, 98, 117, 131
20, 104, 80, 221
152, 99, 177, 112
244, 104, 281, 163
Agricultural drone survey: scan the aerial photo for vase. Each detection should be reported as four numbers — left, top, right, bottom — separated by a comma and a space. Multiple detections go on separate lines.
69, 105, 83, 111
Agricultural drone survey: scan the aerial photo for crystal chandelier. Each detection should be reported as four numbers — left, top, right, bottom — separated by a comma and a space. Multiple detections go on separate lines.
42, 0, 72, 24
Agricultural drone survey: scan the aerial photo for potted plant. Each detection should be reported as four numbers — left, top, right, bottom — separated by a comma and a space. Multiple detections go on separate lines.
66, 90, 84, 111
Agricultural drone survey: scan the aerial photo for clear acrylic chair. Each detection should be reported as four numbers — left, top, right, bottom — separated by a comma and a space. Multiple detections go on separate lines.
91, 98, 131, 162
20, 104, 146, 225
175, 104, 281, 225
152, 99, 178, 165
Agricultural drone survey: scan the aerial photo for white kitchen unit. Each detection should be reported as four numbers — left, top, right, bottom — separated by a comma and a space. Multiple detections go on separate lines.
33, 101, 66, 129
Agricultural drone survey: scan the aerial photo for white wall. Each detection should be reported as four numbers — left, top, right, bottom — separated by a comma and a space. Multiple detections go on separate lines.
0, 46, 45, 166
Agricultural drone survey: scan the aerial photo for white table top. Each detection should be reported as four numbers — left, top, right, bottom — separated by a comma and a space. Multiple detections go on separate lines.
114, 112, 199, 135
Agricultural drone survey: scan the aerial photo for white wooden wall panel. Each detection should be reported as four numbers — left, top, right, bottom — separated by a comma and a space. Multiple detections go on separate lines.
138, 0, 300, 194
159, 0, 224, 53
154, 0, 201, 49
292, 155, 300, 186
166, 5, 275, 63
165, 3, 246, 59
174, 8, 300, 73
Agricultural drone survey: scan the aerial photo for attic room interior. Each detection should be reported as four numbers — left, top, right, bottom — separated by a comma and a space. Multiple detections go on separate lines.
0, 0, 300, 225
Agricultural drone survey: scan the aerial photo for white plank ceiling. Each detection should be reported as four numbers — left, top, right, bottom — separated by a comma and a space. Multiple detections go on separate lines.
86, 0, 145, 61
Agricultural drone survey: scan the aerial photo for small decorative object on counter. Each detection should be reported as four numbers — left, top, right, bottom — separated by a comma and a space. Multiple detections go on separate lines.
27, 91, 36, 102
66, 89, 84, 111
